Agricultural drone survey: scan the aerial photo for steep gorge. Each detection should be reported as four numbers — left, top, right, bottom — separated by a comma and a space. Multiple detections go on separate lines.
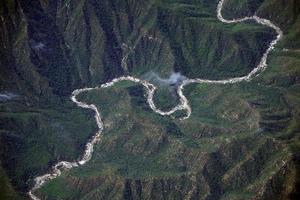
0, 0, 299, 199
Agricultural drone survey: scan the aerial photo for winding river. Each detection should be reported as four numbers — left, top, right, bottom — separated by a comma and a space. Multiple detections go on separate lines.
28, 0, 283, 199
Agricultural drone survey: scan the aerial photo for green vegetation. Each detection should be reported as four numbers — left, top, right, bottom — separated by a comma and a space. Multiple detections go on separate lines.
38, 0, 299, 198
0, 164, 21, 200
155, 0, 275, 80
153, 85, 180, 110
0, 0, 299, 199
0, 100, 97, 196
40, 47, 300, 197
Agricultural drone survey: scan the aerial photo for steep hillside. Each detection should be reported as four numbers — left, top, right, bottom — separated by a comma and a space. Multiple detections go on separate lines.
38, 79, 297, 199
0, 0, 299, 199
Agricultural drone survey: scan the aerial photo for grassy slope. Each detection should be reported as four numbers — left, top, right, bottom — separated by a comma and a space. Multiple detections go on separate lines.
39, 48, 299, 198
0, 0, 299, 199
39, 0, 299, 199
0, 100, 97, 197
0, 164, 21, 200
37, 82, 252, 199
154, 0, 275, 80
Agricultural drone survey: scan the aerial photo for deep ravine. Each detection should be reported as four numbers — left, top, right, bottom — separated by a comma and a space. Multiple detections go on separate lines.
28, 0, 283, 199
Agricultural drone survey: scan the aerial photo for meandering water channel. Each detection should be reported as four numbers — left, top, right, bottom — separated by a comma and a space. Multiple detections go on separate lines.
28, 0, 283, 199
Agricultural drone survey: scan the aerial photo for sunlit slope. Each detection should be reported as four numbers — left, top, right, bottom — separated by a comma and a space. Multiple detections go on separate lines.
154, 0, 275, 79
0, 0, 299, 199
38, 0, 300, 198
39, 69, 297, 199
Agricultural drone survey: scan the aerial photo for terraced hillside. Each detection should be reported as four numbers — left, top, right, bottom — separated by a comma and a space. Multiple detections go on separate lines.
0, 0, 299, 199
